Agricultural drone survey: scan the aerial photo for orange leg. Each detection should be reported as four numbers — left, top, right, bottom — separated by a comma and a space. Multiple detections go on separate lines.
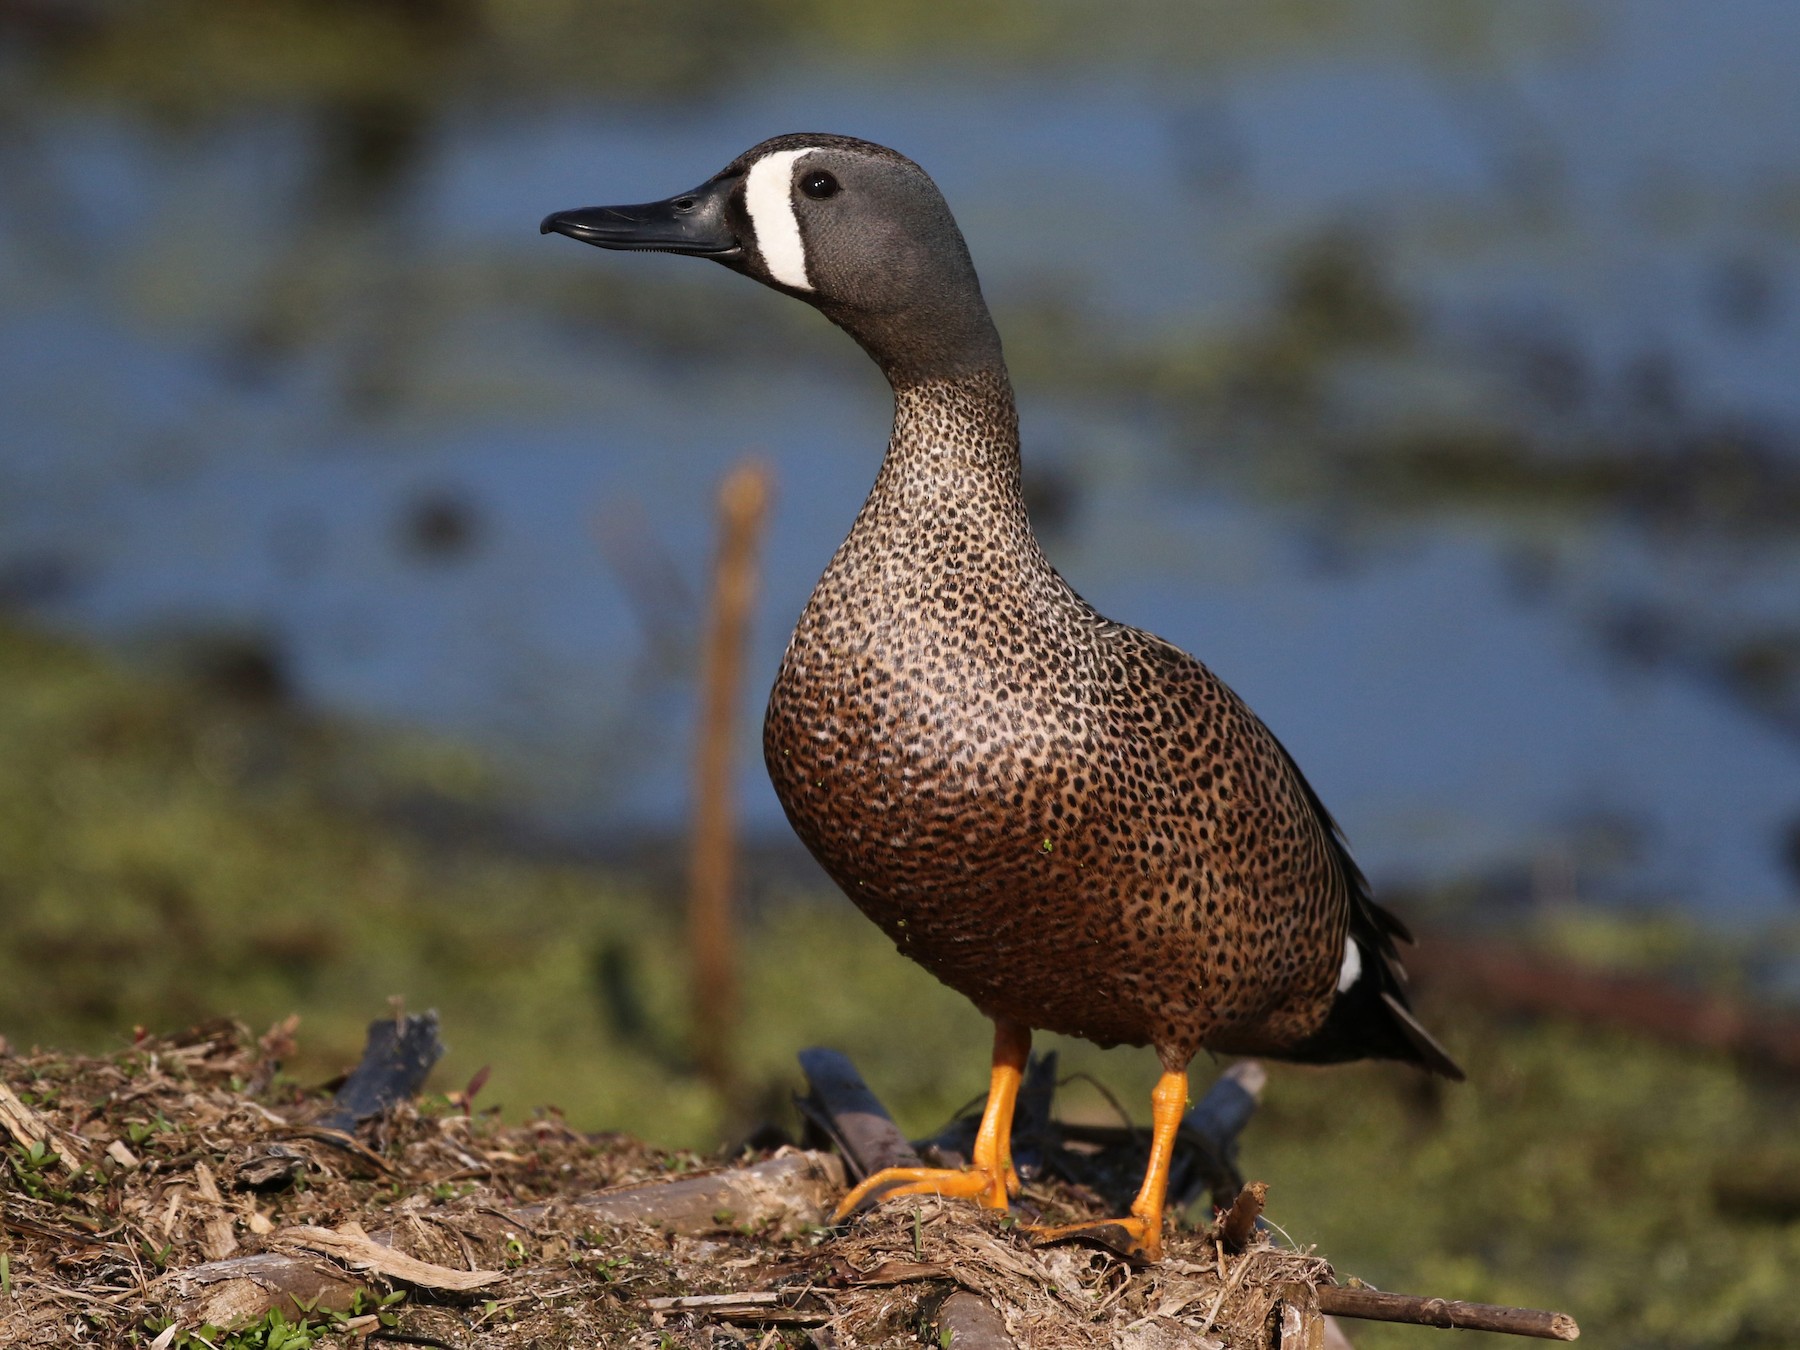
1029, 1068, 1187, 1262
833, 1020, 1030, 1220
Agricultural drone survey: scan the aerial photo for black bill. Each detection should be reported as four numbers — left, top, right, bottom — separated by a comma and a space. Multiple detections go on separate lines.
540, 175, 739, 257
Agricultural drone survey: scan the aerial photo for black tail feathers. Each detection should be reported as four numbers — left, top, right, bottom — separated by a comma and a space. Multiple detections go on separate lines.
1283, 922, 1464, 1080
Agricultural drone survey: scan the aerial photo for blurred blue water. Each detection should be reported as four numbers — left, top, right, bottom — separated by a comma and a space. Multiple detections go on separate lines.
3, 1, 1798, 913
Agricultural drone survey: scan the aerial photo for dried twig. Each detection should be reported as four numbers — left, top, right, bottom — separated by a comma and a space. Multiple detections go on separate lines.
689, 459, 772, 1096
162, 1250, 369, 1329
277, 1223, 504, 1293
648, 1288, 830, 1326
649, 1291, 782, 1310
1317, 1285, 1580, 1341
846, 1259, 952, 1286
1216, 1180, 1267, 1254
546, 1149, 845, 1235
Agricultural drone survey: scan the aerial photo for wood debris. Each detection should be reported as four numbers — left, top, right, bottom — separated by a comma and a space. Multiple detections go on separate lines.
277, 1223, 505, 1292
0, 1016, 1581, 1348
0, 1081, 85, 1174
1316, 1285, 1581, 1341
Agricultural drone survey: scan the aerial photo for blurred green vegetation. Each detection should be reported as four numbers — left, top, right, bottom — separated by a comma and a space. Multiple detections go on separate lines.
13, 0, 1578, 119
2, 621, 1798, 1347
0, 620, 998, 1141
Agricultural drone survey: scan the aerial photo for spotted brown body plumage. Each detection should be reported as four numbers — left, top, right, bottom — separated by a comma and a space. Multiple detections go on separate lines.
543, 131, 1460, 1259
766, 368, 1347, 1067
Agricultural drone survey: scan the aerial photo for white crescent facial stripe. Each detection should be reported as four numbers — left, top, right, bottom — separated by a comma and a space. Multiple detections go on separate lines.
744, 147, 819, 291
1337, 936, 1362, 993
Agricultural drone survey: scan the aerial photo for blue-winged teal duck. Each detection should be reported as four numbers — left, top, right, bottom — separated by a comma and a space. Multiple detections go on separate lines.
543, 133, 1461, 1261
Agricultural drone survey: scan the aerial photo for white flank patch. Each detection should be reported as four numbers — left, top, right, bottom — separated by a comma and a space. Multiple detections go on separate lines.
744, 147, 819, 291
1337, 936, 1362, 993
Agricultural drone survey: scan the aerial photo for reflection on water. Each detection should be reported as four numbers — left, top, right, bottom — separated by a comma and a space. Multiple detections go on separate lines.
2, 0, 1798, 913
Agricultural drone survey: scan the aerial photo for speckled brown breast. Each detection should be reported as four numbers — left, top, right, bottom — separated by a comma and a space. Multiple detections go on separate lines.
764, 371, 1348, 1068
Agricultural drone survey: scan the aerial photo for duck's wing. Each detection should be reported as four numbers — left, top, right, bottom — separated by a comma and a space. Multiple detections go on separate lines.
1263, 725, 1464, 1079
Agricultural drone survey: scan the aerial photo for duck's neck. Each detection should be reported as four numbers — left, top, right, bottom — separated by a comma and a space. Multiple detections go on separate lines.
869, 366, 1025, 516
804, 364, 1077, 642
821, 365, 1052, 607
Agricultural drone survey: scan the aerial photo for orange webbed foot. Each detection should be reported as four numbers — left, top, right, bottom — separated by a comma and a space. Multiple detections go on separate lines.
834, 1022, 1031, 1223
1022, 1068, 1189, 1265
832, 1163, 1012, 1221
1025, 1214, 1164, 1264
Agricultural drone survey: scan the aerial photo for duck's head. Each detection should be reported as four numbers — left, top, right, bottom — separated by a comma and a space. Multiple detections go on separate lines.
541, 133, 1003, 385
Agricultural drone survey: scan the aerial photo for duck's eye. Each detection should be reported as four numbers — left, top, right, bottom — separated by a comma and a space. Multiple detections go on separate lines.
800, 170, 840, 200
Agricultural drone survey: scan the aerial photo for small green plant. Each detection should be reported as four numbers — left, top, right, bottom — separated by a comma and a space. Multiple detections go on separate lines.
341, 1288, 406, 1323
6, 1140, 74, 1202
125, 1115, 176, 1148
372, 1289, 406, 1329
152, 1309, 327, 1349
227, 1309, 320, 1349
589, 1253, 633, 1282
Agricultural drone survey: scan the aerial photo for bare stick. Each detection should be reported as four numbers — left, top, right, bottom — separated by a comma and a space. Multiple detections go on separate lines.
276, 1224, 503, 1292
548, 1149, 844, 1235
1274, 1281, 1326, 1350
1316, 1286, 1580, 1341
646, 1289, 831, 1325
648, 1292, 786, 1310
689, 459, 772, 1097
162, 1251, 370, 1330
932, 1290, 1018, 1350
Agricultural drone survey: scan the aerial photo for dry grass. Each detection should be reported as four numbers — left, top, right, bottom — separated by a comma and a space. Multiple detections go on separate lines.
0, 1021, 1338, 1348
825, 1203, 1328, 1349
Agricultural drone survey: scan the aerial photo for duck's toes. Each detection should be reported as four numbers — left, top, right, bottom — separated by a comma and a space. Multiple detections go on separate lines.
832, 1164, 1012, 1221
1026, 1214, 1164, 1264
